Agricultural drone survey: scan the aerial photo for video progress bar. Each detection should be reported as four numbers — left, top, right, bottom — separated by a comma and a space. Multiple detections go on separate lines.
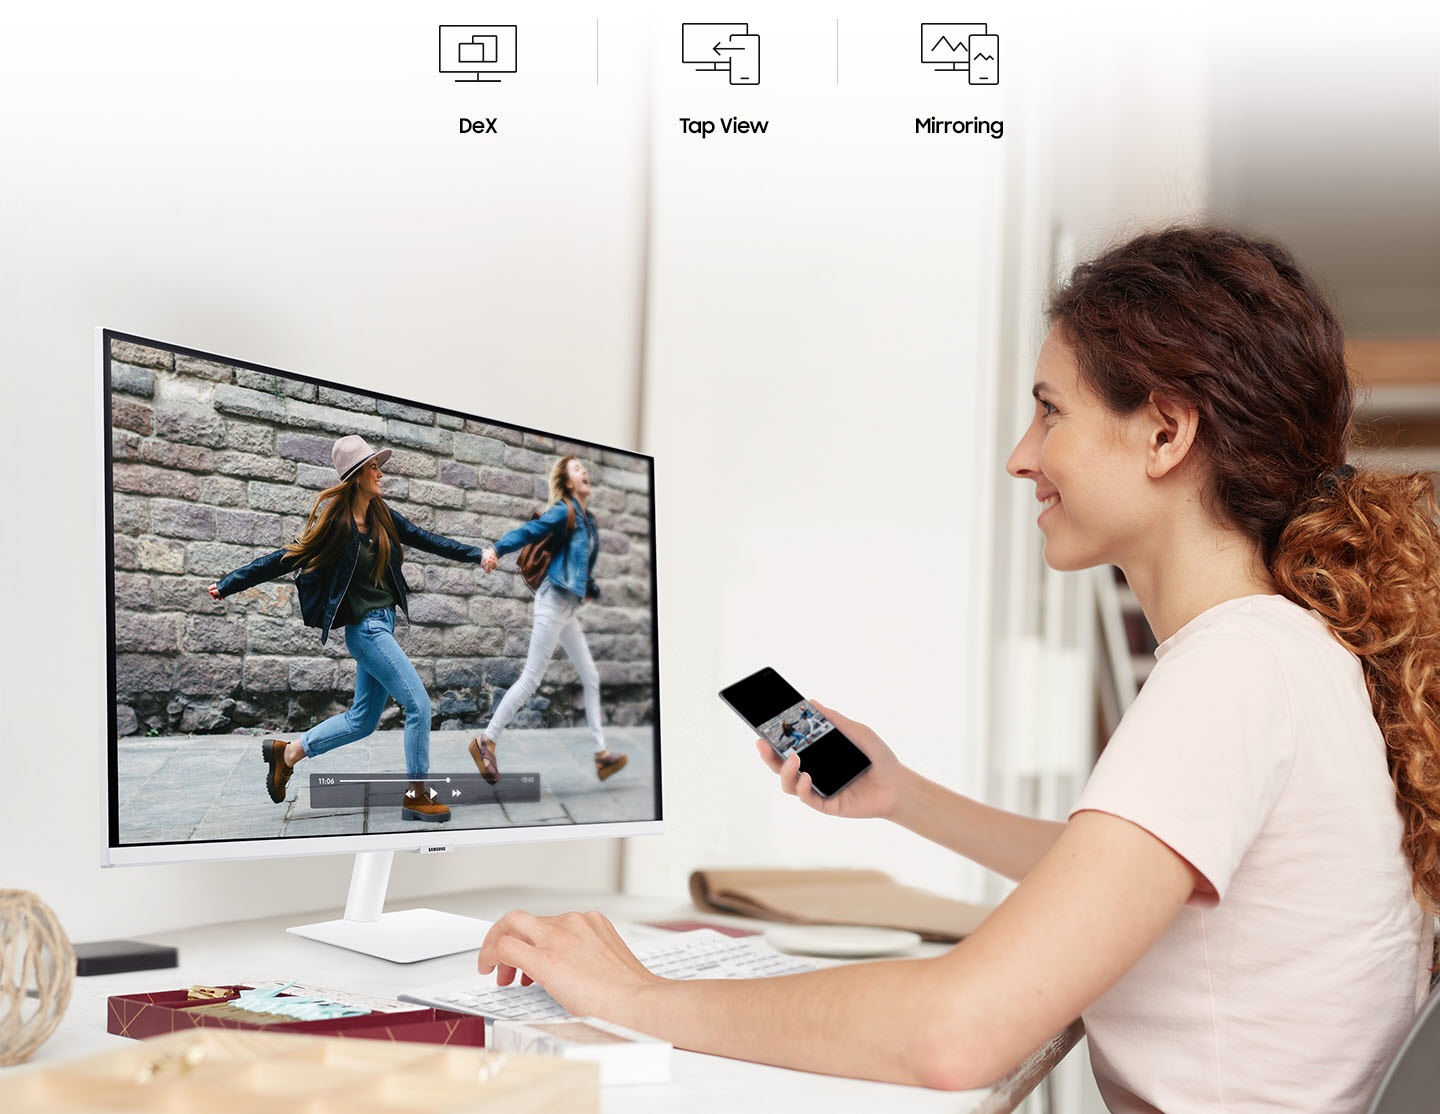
307, 772, 541, 808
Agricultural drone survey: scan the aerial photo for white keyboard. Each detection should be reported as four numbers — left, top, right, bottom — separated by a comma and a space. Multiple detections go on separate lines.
400, 929, 814, 1021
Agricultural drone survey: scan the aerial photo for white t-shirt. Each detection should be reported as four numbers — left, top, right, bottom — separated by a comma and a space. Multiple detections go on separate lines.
1073, 594, 1430, 1113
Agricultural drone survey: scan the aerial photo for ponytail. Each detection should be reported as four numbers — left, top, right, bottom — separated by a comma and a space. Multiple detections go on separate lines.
1271, 468, 1440, 912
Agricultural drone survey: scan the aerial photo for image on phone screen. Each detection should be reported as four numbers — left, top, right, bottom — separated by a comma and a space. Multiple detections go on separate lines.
719, 667, 871, 797
968, 34, 998, 84
755, 700, 831, 759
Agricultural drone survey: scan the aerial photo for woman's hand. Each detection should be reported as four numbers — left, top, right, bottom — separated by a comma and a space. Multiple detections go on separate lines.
207, 583, 222, 601
477, 910, 660, 1020
757, 702, 906, 821
481, 548, 498, 574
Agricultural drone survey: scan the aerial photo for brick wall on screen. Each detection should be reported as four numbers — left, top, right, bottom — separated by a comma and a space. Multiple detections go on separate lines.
107, 339, 655, 738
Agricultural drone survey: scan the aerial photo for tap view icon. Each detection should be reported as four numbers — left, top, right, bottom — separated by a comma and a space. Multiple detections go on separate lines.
681, 22, 761, 85
920, 22, 999, 84
439, 25, 518, 82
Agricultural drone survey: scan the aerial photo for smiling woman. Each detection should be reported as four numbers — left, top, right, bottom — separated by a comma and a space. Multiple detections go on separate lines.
1006, 334, 1185, 576
475, 226, 1440, 1112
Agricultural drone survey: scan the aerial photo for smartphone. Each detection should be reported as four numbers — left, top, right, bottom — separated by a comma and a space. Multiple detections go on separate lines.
719, 667, 871, 797
967, 34, 998, 84
728, 33, 760, 85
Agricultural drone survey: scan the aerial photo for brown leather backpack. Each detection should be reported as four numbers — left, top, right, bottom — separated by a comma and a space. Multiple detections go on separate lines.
516, 499, 576, 591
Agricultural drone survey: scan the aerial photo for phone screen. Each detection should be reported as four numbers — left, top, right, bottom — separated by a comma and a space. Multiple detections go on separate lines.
967, 34, 998, 84
728, 33, 760, 85
719, 667, 871, 797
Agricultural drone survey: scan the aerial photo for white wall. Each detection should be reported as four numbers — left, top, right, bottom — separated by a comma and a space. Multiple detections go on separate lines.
624, 1, 1011, 902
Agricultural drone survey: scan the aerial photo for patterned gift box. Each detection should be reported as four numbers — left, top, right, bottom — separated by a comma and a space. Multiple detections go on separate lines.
107, 986, 486, 1047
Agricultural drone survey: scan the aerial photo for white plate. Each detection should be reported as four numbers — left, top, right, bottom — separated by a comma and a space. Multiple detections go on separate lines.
763, 924, 923, 958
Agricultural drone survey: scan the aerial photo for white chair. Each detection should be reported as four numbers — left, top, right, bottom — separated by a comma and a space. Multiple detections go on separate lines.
972, 1019, 1084, 1114
1366, 982, 1440, 1114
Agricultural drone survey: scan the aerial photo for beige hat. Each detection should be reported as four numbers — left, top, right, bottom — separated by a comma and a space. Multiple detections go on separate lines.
332, 435, 392, 482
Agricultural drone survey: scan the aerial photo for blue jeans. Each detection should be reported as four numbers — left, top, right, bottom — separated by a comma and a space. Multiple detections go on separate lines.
301, 608, 431, 778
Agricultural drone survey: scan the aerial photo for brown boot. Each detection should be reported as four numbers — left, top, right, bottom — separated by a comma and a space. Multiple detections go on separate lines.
402, 781, 451, 823
261, 739, 294, 804
468, 734, 499, 785
595, 750, 628, 781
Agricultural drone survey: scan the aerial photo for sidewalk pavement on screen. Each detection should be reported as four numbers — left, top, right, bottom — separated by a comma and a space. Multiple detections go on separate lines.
114, 726, 657, 843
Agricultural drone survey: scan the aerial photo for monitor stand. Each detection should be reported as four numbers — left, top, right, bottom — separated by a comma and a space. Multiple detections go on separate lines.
287, 851, 493, 963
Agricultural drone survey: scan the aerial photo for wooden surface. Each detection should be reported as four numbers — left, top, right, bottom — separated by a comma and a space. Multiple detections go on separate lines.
1348, 338, 1440, 387
0, 1028, 599, 1113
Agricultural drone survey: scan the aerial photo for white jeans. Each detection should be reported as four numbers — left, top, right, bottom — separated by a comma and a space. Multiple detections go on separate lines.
485, 580, 605, 752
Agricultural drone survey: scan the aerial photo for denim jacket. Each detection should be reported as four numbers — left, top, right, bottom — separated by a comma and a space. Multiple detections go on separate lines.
215, 509, 485, 644
494, 498, 600, 600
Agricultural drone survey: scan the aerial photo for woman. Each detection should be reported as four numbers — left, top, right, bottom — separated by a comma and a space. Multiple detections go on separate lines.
209, 434, 490, 824
470, 455, 627, 784
474, 227, 1440, 1109
779, 721, 809, 751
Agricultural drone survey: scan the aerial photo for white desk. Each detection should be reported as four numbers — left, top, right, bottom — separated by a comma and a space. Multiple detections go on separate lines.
10, 887, 1078, 1113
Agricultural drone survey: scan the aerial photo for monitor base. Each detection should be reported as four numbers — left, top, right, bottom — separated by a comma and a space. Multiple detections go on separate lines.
287, 907, 493, 964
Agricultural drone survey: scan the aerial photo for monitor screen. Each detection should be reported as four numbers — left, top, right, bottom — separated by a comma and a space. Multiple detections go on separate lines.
438, 25, 518, 81
680, 22, 749, 69
99, 329, 661, 869
919, 22, 988, 71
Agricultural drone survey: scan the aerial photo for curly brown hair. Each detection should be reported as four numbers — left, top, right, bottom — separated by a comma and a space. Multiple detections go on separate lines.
1275, 473, 1440, 911
1050, 225, 1440, 912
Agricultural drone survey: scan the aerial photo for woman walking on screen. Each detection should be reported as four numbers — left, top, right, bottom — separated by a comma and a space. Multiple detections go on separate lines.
209, 434, 490, 824
469, 455, 627, 785
473, 227, 1440, 1109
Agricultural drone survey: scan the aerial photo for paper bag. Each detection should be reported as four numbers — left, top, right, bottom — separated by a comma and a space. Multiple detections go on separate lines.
689, 868, 992, 943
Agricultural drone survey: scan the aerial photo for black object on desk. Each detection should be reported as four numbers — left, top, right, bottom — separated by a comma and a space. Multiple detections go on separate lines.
74, 939, 179, 976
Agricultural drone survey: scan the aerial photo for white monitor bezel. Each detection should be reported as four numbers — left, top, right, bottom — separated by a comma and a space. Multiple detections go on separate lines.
96, 326, 662, 868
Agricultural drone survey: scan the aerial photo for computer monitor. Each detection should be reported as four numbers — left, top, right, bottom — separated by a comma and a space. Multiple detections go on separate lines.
439, 25, 518, 82
920, 22, 988, 72
680, 22, 750, 72
97, 329, 661, 961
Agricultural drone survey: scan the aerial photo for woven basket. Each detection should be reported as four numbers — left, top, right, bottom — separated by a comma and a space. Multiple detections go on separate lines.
0, 890, 76, 1066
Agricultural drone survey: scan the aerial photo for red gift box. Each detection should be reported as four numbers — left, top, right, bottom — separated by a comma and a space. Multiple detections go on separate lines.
107, 986, 486, 1047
